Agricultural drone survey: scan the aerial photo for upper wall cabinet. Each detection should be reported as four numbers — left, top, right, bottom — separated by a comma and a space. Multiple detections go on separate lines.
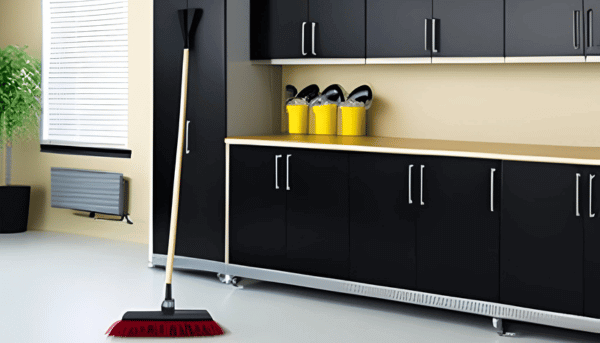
250, 0, 308, 60
250, 0, 365, 61
585, 0, 600, 57
505, 0, 585, 60
432, 0, 504, 60
366, 0, 433, 62
366, 0, 504, 63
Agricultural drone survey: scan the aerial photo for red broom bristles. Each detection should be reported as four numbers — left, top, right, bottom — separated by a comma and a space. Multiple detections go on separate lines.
106, 320, 224, 337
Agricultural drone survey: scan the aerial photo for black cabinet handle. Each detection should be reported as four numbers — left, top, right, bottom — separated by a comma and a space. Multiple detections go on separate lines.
302, 22, 307, 56
275, 155, 282, 189
576, 173, 581, 217
574, 11, 581, 50
409, 164, 414, 204
591, 174, 596, 218
491, 168, 496, 212
589, 10, 594, 48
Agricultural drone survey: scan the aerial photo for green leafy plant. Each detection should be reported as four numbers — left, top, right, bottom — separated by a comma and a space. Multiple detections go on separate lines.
0, 45, 41, 185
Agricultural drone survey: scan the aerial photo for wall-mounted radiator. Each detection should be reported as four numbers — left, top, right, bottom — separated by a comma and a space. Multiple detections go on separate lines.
51, 168, 130, 221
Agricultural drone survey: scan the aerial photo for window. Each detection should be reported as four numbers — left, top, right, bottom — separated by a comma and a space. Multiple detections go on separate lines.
41, 0, 130, 158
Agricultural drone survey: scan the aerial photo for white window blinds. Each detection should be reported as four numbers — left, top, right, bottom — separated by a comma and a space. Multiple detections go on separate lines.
41, 0, 128, 148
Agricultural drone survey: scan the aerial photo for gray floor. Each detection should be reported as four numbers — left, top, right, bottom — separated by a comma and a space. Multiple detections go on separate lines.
2, 231, 600, 343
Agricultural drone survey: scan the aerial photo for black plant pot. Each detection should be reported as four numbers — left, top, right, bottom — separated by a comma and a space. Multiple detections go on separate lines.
0, 186, 30, 234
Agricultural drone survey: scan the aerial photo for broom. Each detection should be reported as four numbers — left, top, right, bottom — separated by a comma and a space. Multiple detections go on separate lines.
106, 8, 224, 338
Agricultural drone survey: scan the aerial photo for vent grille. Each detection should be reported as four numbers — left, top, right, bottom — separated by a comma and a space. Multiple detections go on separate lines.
51, 167, 125, 215
41, 0, 129, 148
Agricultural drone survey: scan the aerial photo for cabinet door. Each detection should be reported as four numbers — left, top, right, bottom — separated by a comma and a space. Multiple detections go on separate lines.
506, 0, 584, 57
417, 157, 500, 301
585, 167, 600, 318
250, 0, 308, 59
153, 0, 192, 257
366, 0, 432, 59
309, 0, 365, 58
286, 149, 349, 279
585, 0, 600, 56
173, 0, 226, 262
229, 145, 287, 270
349, 153, 418, 289
501, 161, 583, 315
432, 0, 504, 57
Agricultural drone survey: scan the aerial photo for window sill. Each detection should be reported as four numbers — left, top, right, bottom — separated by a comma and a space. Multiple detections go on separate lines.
40, 145, 132, 159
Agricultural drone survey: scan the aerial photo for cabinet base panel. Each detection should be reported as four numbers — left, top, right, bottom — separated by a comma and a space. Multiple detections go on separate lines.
151, 256, 600, 335
152, 254, 227, 274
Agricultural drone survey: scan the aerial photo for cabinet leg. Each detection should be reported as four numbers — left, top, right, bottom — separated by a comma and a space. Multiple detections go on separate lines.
148, 262, 154, 268
493, 318, 515, 337
217, 273, 240, 285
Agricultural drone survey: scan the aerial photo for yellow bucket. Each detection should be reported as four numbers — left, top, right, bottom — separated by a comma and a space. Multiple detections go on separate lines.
341, 106, 366, 136
287, 104, 308, 134
313, 104, 337, 135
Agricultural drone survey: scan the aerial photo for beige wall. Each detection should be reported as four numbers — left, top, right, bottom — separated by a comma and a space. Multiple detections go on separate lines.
283, 64, 600, 147
0, 0, 152, 244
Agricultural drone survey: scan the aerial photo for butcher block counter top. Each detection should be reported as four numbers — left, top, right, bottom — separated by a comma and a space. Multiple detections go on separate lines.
225, 135, 600, 166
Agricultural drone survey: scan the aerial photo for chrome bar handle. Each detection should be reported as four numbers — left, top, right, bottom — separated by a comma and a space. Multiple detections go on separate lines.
591, 174, 596, 218
185, 120, 190, 154
574, 11, 581, 49
589, 10, 594, 48
420, 165, 425, 206
312, 22, 317, 56
491, 168, 496, 212
302, 22, 307, 56
578, 11, 582, 49
286, 154, 292, 191
577, 173, 581, 216
432, 19, 438, 53
424, 19, 429, 51
409, 165, 414, 204
275, 155, 282, 189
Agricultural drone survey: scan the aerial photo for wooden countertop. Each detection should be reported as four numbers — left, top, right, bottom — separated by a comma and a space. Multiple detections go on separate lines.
225, 135, 600, 166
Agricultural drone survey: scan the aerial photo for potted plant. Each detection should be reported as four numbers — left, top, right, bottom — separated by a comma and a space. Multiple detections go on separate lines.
0, 45, 41, 233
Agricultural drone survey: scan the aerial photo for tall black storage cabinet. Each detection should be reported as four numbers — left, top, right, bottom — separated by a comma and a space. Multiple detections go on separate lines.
153, 0, 280, 266
153, 0, 225, 262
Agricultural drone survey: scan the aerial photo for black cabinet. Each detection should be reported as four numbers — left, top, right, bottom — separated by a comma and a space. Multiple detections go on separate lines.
153, 0, 226, 262
501, 161, 583, 316
348, 152, 499, 299
585, 0, 600, 56
366, 0, 432, 59
366, 0, 503, 59
251, 0, 365, 59
349, 153, 417, 289
229, 145, 350, 279
432, 0, 504, 57
250, 0, 308, 59
286, 148, 350, 279
229, 145, 287, 270
417, 156, 500, 301
309, 0, 365, 58
506, 0, 585, 57
584, 167, 600, 318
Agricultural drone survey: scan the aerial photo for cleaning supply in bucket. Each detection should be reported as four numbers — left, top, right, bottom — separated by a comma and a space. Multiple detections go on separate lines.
287, 98, 309, 134
310, 96, 338, 135
340, 99, 366, 136
339, 85, 373, 136
309, 84, 346, 135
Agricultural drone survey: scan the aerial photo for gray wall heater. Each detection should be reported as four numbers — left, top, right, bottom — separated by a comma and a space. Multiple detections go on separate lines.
51, 168, 129, 220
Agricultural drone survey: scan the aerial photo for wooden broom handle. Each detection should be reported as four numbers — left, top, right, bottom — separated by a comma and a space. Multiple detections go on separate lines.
165, 48, 189, 285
